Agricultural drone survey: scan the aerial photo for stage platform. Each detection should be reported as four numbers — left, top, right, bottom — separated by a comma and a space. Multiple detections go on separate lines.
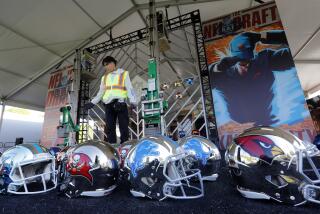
0, 167, 318, 214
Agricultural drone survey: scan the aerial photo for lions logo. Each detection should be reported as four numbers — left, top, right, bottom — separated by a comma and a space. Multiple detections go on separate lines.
235, 135, 284, 164
66, 153, 94, 183
128, 140, 160, 178
182, 139, 212, 165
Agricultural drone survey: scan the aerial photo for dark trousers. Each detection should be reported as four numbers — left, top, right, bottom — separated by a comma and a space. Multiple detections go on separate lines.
105, 101, 129, 144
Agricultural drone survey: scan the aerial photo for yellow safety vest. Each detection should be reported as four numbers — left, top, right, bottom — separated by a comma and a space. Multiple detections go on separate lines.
102, 71, 128, 100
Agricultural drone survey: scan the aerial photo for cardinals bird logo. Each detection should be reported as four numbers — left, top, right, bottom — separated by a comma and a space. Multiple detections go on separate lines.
66, 153, 94, 183
235, 135, 284, 164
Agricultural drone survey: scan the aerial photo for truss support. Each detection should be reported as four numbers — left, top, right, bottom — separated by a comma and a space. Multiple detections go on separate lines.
75, 49, 91, 143
85, 10, 219, 141
191, 10, 218, 141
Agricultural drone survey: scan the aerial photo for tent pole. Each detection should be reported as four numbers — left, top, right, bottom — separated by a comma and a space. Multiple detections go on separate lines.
0, 101, 6, 136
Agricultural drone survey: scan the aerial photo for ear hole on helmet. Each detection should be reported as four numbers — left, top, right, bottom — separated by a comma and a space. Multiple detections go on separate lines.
265, 175, 288, 188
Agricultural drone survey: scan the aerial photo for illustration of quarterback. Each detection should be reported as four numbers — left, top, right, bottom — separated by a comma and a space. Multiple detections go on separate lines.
209, 30, 306, 126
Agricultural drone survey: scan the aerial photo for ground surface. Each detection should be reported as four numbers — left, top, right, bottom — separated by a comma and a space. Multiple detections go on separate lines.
0, 167, 318, 214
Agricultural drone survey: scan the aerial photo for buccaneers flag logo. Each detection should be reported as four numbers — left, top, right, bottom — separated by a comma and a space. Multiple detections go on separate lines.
66, 153, 94, 183
235, 135, 284, 164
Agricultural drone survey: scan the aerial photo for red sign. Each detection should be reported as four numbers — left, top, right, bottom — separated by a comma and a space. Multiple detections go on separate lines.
40, 65, 74, 148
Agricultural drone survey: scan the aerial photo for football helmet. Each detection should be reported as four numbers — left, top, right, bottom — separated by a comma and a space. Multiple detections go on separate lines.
124, 135, 204, 200
0, 143, 57, 194
59, 141, 120, 198
226, 126, 320, 206
179, 135, 221, 181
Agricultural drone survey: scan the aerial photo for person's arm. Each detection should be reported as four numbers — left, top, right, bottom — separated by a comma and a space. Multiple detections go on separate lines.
268, 48, 295, 70
124, 72, 137, 105
209, 57, 242, 77
241, 30, 288, 46
91, 77, 105, 104
260, 30, 288, 45
209, 56, 241, 72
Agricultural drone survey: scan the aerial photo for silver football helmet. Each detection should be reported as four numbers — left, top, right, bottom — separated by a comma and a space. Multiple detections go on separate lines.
225, 126, 320, 206
0, 143, 57, 194
59, 141, 120, 198
124, 135, 204, 200
179, 135, 221, 181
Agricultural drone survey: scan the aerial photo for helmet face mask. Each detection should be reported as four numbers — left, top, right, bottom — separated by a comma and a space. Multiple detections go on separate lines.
0, 144, 57, 195
296, 148, 320, 204
179, 136, 221, 182
125, 136, 204, 200
226, 126, 320, 206
162, 152, 204, 200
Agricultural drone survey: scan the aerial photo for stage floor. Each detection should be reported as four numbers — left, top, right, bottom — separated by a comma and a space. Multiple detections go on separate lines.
0, 167, 318, 214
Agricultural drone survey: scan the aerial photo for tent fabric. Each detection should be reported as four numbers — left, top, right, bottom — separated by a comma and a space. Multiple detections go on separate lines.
0, 0, 319, 111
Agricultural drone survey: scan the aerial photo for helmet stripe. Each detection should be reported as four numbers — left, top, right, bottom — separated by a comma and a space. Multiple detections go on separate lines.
32, 143, 43, 154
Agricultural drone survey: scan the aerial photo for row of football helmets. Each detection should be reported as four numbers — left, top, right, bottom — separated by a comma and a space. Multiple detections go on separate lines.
0, 126, 320, 206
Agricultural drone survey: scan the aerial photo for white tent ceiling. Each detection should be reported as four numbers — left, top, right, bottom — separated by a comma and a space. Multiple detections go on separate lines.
0, 0, 319, 111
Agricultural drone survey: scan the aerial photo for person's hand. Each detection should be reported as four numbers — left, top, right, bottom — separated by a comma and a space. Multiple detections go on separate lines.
84, 102, 94, 110
217, 56, 241, 71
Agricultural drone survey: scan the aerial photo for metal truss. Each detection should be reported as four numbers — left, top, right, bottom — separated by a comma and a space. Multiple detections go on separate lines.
86, 28, 148, 55
191, 11, 219, 140
83, 9, 219, 141
87, 10, 202, 54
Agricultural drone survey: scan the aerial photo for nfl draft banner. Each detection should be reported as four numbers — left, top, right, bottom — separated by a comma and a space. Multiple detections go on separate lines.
40, 65, 73, 148
203, 1, 316, 149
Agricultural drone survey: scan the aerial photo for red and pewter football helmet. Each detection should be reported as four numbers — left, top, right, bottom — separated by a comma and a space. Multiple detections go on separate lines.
225, 126, 320, 206
59, 141, 120, 198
